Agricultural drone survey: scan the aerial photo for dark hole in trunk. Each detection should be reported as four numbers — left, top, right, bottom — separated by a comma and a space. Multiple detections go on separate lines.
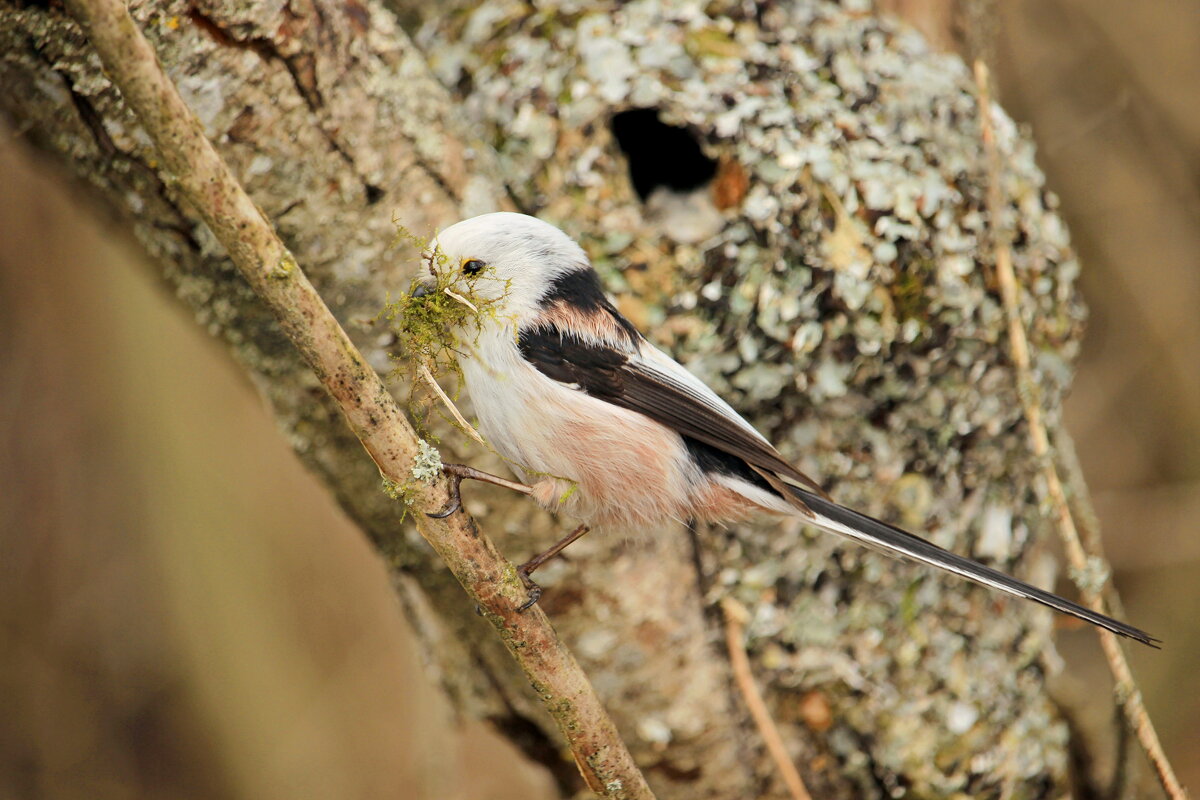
610, 108, 717, 200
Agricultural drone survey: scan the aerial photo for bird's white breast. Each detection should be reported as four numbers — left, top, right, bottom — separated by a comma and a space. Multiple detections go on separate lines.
457, 326, 544, 471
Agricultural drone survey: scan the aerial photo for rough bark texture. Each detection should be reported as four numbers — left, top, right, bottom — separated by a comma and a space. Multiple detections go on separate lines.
1, 0, 1089, 797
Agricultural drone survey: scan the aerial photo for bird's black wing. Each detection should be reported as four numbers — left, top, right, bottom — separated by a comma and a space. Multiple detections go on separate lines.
517, 324, 827, 496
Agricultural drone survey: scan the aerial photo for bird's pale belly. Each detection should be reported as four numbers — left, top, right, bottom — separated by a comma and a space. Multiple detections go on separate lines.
461, 342, 773, 529
463, 359, 694, 529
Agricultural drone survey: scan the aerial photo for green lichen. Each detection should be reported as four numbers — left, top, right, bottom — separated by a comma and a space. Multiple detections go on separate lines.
891, 266, 931, 322
381, 476, 405, 500
380, 475, 418, 519
684, 26, 741, 60
556, 482, 579, 504
272, 251, 297, 279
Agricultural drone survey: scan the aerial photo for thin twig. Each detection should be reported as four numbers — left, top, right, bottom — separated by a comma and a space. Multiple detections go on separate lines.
62, 1, 654, 796
443, 286, 480, 313
974, 60, 1185, 800
417, 362, 488, 448
721, 598, 814, 800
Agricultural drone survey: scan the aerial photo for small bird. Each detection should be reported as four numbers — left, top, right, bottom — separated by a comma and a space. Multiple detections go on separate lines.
412, 211, 1156, 645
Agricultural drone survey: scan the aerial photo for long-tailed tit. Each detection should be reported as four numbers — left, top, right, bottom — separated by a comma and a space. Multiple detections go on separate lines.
412, 212, 1155, 645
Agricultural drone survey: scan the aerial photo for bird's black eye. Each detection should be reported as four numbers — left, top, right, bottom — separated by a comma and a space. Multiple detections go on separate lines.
462, 258, 486, 275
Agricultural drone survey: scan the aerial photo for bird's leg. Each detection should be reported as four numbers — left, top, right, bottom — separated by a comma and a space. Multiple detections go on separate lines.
428, 464, 586, 613
516, 524, 591, 612
427, 463, 533, 519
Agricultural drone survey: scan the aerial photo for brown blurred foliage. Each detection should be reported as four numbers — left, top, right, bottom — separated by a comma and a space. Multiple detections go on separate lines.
1, 1, 1197, 797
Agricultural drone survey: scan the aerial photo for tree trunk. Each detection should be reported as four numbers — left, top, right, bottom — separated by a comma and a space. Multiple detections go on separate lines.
0, 0, 1088, 796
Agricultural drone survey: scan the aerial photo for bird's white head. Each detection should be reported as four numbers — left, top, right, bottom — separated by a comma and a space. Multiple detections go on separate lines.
418, 212, 592, 324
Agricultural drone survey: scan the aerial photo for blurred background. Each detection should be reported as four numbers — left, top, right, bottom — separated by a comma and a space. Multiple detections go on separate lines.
2, 1, 1196, 797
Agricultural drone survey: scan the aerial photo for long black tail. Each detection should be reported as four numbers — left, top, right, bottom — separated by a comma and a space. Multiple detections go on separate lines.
790, 486, 1159, 647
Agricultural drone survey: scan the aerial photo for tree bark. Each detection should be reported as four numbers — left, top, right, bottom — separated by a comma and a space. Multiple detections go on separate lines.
1, 0, 1091, 796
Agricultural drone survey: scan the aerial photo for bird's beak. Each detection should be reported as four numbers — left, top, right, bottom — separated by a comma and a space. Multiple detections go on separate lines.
411, 283, 432, 298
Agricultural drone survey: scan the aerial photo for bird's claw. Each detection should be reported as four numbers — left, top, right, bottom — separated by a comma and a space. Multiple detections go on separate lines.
516, 563, 543, 613
427, 492, 461, 519
516, 585, 542, 613
427, 463, 467, 518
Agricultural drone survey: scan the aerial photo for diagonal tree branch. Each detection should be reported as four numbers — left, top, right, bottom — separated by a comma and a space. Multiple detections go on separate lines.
59, 0, 652, 795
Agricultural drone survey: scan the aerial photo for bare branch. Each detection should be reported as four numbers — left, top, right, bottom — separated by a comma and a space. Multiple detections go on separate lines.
722, 599, 814, 800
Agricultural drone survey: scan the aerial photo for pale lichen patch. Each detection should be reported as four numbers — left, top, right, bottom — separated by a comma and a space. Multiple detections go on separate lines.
410, 438, 442, 484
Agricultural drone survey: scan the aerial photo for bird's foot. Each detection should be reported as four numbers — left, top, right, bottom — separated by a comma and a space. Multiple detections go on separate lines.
427, 463, 533, 518
512, 524, 591, 613
515, 562, 544, 613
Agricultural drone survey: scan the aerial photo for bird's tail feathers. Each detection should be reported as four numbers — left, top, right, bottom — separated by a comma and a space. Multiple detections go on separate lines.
784, 485, 1158, 647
